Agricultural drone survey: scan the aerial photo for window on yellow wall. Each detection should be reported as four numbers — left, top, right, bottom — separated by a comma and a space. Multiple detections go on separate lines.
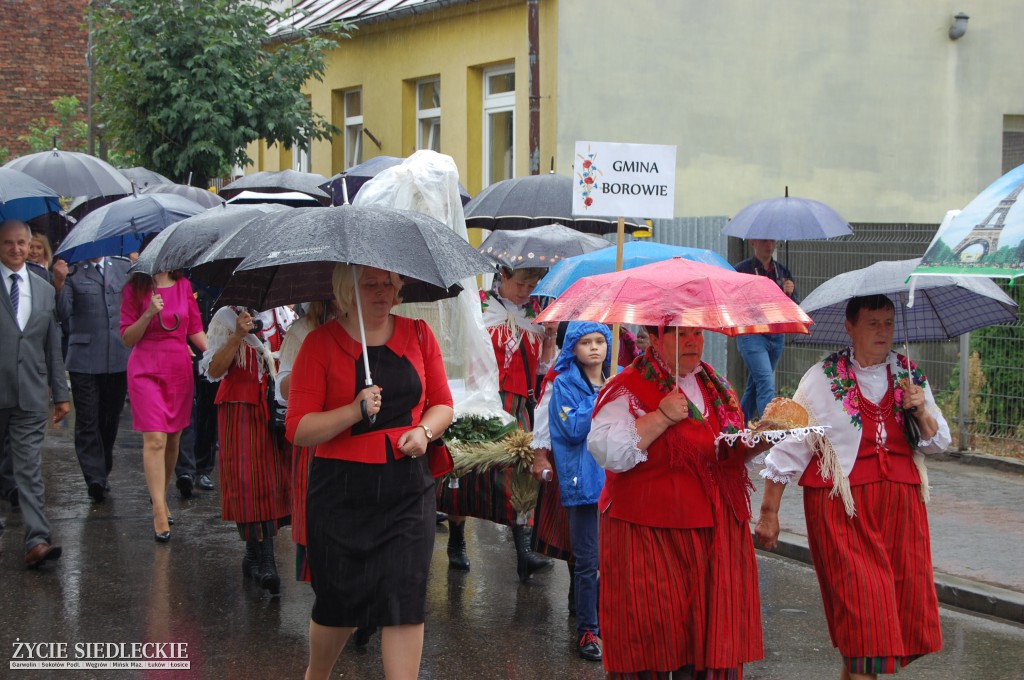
483, 66, 515, 187
416, 78, 441, 153
344, 89, 364, 168
294, 130, 312, 172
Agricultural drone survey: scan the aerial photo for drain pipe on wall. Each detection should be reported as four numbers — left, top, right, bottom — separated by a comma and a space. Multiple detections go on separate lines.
528, 0, 540, 175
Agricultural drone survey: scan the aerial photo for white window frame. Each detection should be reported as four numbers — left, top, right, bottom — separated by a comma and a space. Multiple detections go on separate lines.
482, 65, 515, 187
293, 130, 311, 172
344, 88, 363, 168
416, 77, 441, 152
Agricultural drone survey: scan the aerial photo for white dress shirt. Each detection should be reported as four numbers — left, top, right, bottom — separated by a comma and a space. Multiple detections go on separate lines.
1, 261, 32, 331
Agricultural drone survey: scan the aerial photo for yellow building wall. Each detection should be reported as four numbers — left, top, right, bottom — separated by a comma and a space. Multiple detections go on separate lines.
249, 0, 559, 198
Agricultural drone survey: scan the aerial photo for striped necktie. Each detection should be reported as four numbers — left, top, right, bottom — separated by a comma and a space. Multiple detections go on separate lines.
9, 272, 20, 320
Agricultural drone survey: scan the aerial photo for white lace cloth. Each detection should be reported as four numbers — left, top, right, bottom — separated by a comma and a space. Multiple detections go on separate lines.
761, 351, 950, 485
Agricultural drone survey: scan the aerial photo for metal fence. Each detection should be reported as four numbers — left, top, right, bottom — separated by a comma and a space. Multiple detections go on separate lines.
638, 219, 1024, 454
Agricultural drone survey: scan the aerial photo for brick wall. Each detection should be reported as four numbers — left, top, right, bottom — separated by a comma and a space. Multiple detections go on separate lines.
0, 0, 89, 158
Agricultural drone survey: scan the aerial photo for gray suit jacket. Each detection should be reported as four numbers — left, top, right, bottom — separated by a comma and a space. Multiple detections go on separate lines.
0, 269, 70, 412
57, 257, 132, 374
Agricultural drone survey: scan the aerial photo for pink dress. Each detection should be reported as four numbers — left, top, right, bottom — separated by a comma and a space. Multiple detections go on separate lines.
120, 277, 203, 432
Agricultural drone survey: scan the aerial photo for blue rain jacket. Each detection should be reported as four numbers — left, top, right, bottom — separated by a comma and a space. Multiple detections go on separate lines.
548, 322, 611, 507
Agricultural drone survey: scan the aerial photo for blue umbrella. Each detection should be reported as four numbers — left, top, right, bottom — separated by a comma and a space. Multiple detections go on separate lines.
722, 189, 852, 241
913, 163, 1024, 279
0, 167, 61, 222
532, 241, 733, 298
55, 193, 206, 263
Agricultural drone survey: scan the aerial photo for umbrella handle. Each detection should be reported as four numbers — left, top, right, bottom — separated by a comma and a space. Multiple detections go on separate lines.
360, 399, 377, 425
159, 312, 181, 332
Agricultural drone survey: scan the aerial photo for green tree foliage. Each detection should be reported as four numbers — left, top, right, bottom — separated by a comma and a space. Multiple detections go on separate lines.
15, 96, 134, 168
970, 280, 1024, 436
89, 0, 347, 186
19, 96, 89, 153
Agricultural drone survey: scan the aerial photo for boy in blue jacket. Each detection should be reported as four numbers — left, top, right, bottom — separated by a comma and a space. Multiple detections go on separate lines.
549, 321, 611, 662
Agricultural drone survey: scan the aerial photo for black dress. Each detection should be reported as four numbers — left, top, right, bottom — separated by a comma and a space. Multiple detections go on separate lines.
306, 345, 435, 627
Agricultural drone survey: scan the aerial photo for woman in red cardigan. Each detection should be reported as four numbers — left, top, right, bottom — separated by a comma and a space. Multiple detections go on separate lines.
588, 326, 768, 679
287, 264, 454, 680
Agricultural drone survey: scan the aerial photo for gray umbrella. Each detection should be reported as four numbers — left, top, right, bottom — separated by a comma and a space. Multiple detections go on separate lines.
55, 193, 207, 263
464, 173, 643, 235
795, 258, 1018, 345
141, 183, 226, 209
206, 205, 495, 309
119, 166, 173, 189
4, 149, 133, 198
0, 167, 61, 222
219, 170, 330, 204
132, 203, 289, 276
722, 188, 853, 241
478, 223, 611, 269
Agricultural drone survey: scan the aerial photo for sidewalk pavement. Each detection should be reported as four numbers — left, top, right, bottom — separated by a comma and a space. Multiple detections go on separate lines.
749, 453, 1024, 624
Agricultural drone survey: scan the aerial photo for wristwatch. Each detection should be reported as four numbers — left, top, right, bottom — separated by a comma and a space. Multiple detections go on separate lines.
418, 424, 434, 441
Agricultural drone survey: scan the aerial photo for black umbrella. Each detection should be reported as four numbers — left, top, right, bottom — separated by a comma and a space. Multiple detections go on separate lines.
132, 203, 289, 276
320, 155, 472, 206
141, 183, 226, 209
119, 166, 172, 189
464, 173, 643, 235
219, 170, 330, 204
477, 223, 612, 269
4, 149, 133, 197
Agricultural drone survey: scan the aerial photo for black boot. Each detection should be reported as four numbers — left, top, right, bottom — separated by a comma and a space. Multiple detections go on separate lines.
447, 520, 470, 571
567, 560, 577, 616
512, 525, 554, 583
242, 539, 262, 581
259, 539, 281, 595
352, 626, 377, 649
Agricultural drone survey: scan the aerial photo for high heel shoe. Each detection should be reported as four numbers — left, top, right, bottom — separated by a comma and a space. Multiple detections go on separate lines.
167, 515, 175, 526
154, 531, 171, 543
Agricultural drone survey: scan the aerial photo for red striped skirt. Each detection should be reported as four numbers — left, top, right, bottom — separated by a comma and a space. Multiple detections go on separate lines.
217, 402, 291, 524
803, 480, 942, 665
600, 507, 762, 675
291, 443, 315, 582
532, 476, 573, 560
436, 466, 521, 526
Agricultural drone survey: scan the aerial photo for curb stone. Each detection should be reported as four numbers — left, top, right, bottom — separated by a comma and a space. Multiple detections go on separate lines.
755, 530, 1024, 625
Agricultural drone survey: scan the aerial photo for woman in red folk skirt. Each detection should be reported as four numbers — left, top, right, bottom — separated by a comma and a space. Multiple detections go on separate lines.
589, 326, 768, 679
757, 295, 948, 679
202, 306, 293, 596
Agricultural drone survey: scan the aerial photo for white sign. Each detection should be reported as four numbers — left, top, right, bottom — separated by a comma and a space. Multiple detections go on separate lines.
572, 141, 677, 220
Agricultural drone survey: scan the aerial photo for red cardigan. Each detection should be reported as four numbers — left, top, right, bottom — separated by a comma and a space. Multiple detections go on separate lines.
284, 316, 452, 463
595, 366, 750, 529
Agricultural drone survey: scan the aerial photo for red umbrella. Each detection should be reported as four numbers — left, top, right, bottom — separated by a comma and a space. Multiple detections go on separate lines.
535, 257, 812, 336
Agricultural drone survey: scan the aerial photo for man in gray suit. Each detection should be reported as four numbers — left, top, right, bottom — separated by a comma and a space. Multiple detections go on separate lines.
56, 256, 131, 502
0, 219, 70, 568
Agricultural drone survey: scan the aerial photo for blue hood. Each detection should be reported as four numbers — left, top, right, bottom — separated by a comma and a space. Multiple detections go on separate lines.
553, 321, 613, 374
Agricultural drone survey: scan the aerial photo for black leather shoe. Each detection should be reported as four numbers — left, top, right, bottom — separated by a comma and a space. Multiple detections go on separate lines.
88, 482, 106, 503
154, 531, 171, 543
196, 474, 215, 491
578, 631, 602, 661
176, 474, 194, 500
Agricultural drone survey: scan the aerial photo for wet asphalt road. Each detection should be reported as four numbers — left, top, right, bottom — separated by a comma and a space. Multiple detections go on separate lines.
2, 415, 1023, 679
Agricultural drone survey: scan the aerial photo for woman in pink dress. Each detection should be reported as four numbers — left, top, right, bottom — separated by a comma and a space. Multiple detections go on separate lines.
121, 271, 207, 542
